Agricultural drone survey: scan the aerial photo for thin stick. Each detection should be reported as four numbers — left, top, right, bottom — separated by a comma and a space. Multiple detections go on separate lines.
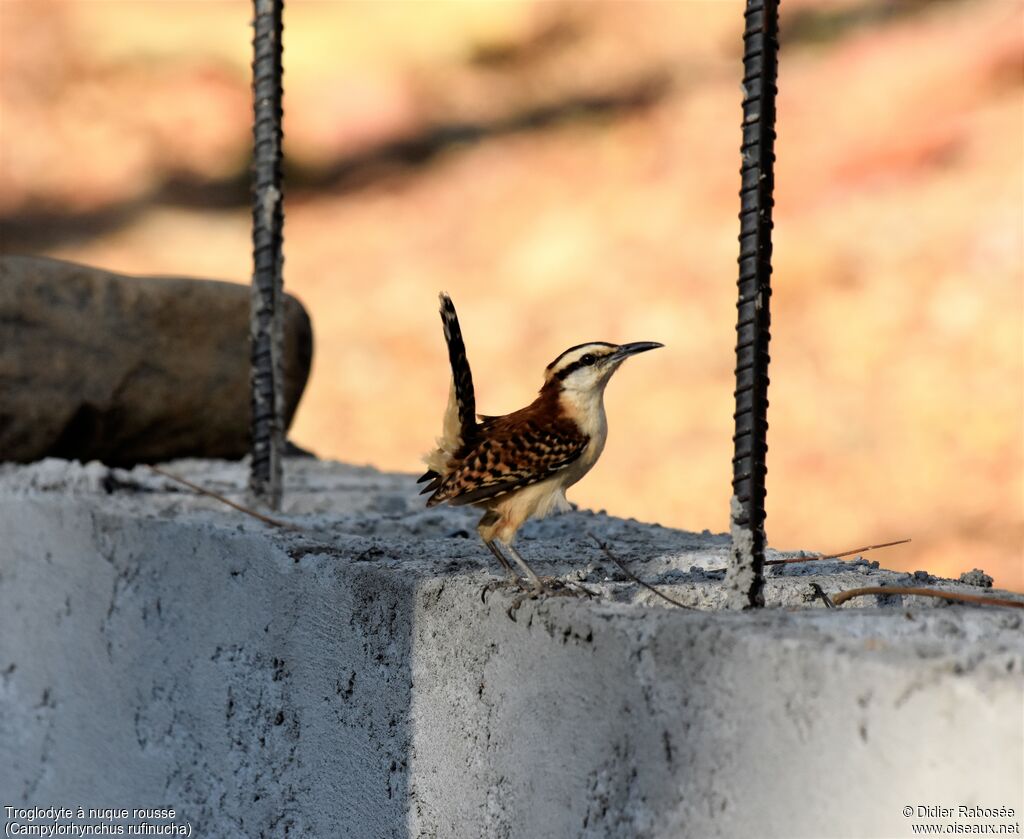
588, 533, 693, 610
830, 586, 1023, 609
705, 537, 912, 574
765, 538, 912, 566
146, 465, 298, 531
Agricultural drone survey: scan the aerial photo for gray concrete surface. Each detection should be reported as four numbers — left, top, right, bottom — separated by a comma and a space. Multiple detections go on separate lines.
1, 458, 1021, 838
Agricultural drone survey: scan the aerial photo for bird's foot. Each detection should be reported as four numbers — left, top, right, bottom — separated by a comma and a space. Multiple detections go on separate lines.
531, 576, 598, 598
480, 575, 530, 604
504, 577, 597, 621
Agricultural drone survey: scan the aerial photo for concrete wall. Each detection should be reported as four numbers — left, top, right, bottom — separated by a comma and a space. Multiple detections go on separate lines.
1, 459, 1021, 838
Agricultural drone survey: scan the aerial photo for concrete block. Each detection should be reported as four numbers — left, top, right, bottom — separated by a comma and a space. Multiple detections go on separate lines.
0, 459, 1020, 838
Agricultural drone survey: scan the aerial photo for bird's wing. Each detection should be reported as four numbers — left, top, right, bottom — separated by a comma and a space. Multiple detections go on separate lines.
424, 419, 588, 507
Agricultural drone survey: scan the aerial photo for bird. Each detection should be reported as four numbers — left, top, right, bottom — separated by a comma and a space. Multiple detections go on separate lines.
419, 292, 662, 593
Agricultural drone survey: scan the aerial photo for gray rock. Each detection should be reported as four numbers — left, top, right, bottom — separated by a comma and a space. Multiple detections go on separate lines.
0, 255, 312, 464
959, 568, 994, 588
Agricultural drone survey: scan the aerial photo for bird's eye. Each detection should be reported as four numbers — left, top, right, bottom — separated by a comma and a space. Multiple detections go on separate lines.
580, 354, 596, 366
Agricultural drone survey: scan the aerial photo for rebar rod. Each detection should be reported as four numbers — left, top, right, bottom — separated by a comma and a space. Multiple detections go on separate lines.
249, 0, 285, 510
725, 0, 779, 610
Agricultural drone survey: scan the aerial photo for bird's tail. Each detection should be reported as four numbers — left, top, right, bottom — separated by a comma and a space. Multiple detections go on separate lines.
419, 292, 477, 483
439, 292, 477, 443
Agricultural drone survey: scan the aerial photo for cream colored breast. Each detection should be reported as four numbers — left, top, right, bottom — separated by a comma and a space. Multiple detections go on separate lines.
557, 388, 608, 489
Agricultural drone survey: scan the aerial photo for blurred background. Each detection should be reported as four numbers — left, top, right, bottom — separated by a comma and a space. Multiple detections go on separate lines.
1, 0, 1021, 590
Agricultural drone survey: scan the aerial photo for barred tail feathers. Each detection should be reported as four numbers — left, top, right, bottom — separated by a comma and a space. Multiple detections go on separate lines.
422, 292, 477, 475
439, 292, 476, 441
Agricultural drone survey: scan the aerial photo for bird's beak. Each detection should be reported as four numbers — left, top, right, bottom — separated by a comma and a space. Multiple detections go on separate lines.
611, 341, 664, 361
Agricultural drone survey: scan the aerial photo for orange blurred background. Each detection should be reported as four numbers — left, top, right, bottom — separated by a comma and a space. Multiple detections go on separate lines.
1, 0, 1021, 590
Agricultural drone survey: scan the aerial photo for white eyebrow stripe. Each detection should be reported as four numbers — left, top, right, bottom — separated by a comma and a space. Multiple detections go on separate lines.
547, 343, 616, 374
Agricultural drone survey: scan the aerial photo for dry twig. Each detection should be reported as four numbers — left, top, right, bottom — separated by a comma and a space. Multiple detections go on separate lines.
146, 465, 299, 531
588, 533, 693, 609
830, 586, 1023, 609
704, 537, 911, 575
765, 538, 911, 566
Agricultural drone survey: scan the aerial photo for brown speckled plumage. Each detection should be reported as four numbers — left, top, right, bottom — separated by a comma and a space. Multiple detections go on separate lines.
423, 384, 589, 507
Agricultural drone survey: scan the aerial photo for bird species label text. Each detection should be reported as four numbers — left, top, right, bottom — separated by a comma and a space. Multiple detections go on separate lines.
3, 807, 191, 837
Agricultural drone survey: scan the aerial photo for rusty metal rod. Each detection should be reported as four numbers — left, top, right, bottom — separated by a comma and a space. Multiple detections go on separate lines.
249, 0, 285, 510
726, 0, 779, 609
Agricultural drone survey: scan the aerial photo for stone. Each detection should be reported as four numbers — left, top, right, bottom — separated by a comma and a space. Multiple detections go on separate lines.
960, 568, 994, 588
0, 255, 312, 464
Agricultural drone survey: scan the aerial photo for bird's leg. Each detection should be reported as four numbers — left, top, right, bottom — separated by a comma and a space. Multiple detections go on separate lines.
497, 544, 595, 620
484, 539, 517, 577
481, 539, 528, 603
502, 542, 545, 592
504, 542, 597, 601
486, 542, 598, 618
479, 511, 523, 584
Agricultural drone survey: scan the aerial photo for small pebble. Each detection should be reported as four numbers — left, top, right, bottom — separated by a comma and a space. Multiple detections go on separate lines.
958, 568, 993, 589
